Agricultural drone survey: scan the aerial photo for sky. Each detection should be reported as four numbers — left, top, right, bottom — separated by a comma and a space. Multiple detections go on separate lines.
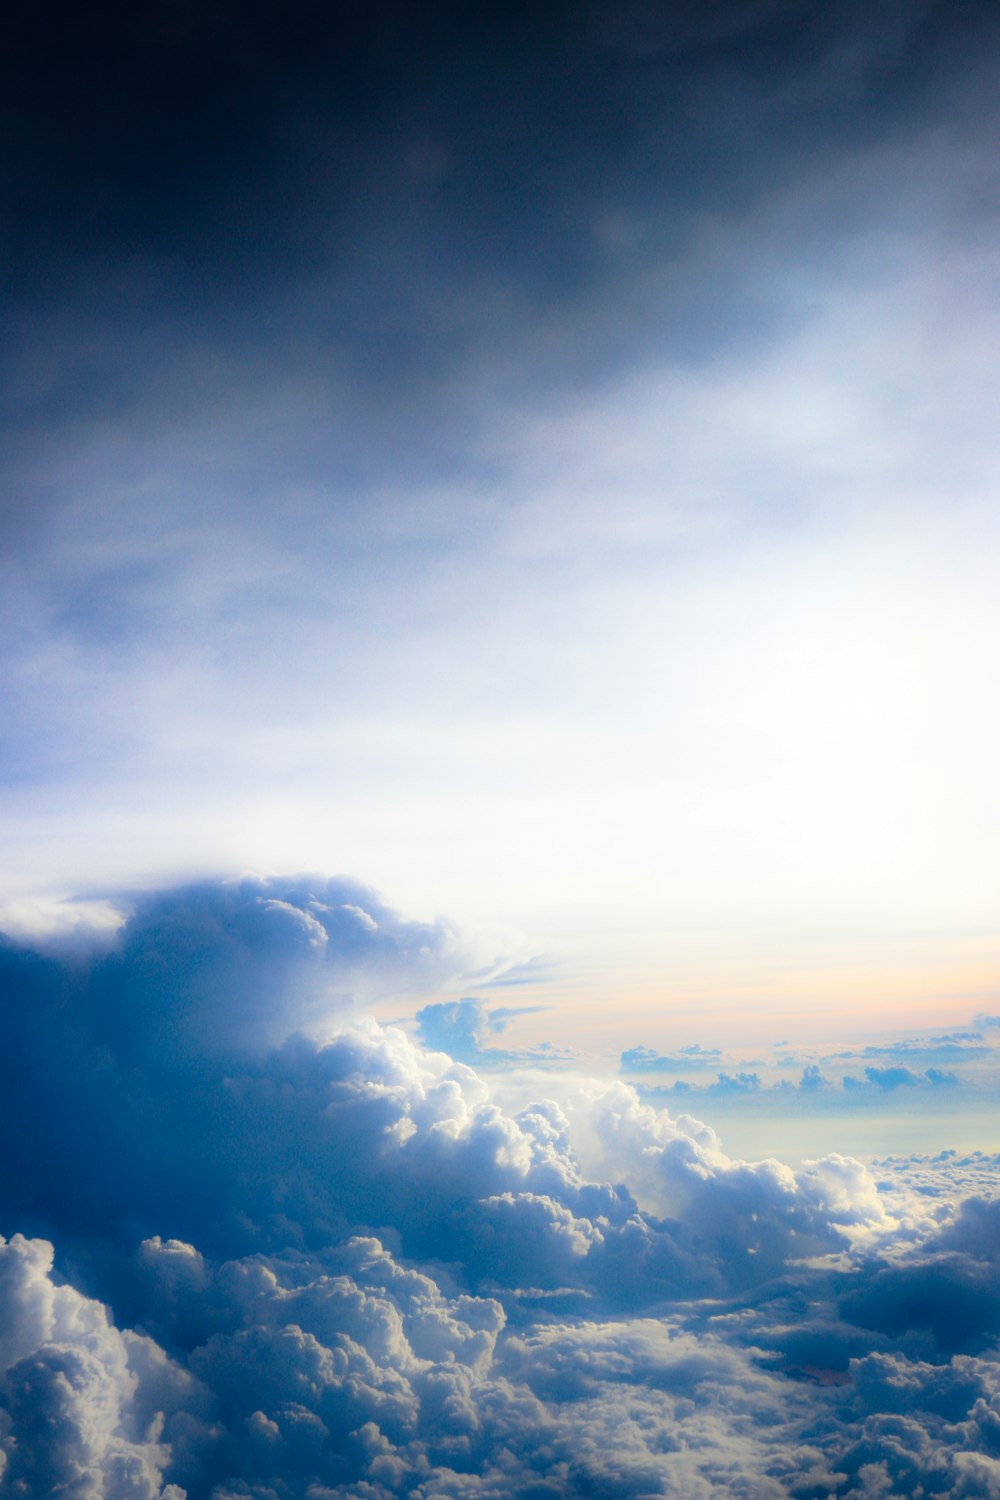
3, 0, 1000, 1041
2, 3, 1000, 1496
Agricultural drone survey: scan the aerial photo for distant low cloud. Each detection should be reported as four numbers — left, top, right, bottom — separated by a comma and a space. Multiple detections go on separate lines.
637, 1060, 963, 1105
829, 1037, 992, 1066
669, 1070, 764, 1097
799, 1064, 834, 1091
844, 1065, 959, 1092
620, 1043, 723, 1073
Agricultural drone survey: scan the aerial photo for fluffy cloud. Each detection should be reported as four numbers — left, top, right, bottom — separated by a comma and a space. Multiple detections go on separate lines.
1, 878, 1000, 1497
97, 877, 466, 1061
0, 1233, 195, 1498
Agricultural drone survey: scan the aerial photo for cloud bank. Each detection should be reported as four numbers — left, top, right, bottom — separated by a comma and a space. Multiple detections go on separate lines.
0, 877, 999, 1496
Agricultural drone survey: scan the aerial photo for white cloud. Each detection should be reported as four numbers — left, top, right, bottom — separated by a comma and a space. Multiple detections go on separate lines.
0, 1234, 190, 1499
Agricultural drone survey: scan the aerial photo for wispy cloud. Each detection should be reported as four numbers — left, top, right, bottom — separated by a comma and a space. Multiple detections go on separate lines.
621, 1043, 724, 1073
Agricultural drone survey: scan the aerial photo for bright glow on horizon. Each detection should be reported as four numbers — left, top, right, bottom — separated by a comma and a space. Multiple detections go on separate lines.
2, 477, 996, 1038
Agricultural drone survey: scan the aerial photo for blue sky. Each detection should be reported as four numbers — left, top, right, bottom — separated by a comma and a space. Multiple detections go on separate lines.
2, 3, 1000, 1494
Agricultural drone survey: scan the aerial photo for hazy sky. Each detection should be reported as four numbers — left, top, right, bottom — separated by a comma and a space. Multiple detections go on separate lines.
3, 0, 1000, 1045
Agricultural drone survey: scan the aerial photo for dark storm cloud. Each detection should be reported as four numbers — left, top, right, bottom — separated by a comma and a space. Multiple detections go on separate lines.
3, 0, 999, 478
4, 0, 1000, 885
3, 1, 967, 291
2, 877, 1000, 1495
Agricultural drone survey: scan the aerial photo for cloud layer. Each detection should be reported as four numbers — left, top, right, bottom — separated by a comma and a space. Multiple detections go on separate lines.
1, 878, 999, 1496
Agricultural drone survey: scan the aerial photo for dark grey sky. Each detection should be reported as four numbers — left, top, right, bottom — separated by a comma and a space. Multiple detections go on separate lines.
3, 0, 996, 446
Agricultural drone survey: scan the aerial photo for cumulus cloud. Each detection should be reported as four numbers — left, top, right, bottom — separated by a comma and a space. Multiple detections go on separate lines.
1, 877, 1000, 1496
0, 1233, 194, 1498
800, 1065, 835, 1092
96, 876, 467, 1061
843, 1066, 960, 1093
